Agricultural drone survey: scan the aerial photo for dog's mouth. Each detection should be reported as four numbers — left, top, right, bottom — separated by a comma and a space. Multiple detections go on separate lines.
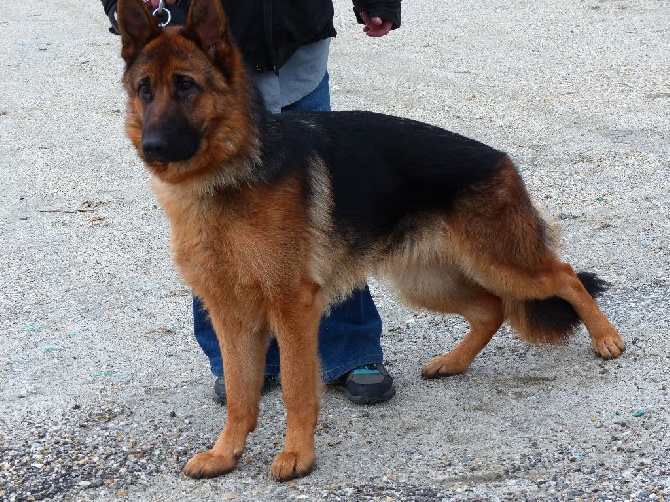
146, 159, 170, 172
142, 148, 197, 165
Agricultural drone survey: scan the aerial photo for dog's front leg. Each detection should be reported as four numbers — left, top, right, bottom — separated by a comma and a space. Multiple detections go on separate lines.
269, 282, 323, 481
183, 304, 268, 479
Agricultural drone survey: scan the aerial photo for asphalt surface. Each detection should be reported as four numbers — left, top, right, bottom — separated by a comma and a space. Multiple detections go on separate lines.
1, 0, 669, 500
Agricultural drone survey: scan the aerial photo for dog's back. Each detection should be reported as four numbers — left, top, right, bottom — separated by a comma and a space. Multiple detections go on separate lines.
274, 111, 507, 240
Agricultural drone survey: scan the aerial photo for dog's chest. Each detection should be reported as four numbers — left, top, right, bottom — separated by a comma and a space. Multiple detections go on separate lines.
171, 202, 269, 285
153, 179, 311, 299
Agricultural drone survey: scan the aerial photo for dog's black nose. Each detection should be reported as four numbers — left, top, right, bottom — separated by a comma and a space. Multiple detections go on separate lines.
141, 120, 201, 163
142, 132, 170, 163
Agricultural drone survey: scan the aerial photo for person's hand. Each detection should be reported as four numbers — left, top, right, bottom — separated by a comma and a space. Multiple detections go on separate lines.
360, 11, 393, 37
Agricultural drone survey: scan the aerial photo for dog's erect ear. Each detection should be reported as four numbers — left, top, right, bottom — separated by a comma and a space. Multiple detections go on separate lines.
184, 0, 231, 56
117, 0, 161, 66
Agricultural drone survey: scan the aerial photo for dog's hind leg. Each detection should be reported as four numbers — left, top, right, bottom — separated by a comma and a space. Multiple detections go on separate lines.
421, 286, 504, 378
500, 261, 625, 358
438, 154, 622, 359
267, 281, 323, 481
547, 263, 625, 358
393, 267, 504, 377
183, 305, 269, 479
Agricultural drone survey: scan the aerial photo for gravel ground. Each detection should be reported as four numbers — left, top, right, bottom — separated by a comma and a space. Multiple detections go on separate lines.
1, 0, 669, 500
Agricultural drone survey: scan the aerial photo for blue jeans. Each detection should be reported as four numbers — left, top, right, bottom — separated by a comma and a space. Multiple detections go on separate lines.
193, 73, 384, 383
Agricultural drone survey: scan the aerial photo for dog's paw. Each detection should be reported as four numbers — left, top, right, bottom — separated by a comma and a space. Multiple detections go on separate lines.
421, 353, 468, 379
183, 449, 239, 479
592, 331, 626, 359
271, 450, 315, 481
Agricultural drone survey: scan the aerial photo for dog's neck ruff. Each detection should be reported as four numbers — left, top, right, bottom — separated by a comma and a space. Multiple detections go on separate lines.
151, 146, 263, 200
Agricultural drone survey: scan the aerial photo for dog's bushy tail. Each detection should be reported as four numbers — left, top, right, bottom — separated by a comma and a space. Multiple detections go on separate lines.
505, 272, 610, 345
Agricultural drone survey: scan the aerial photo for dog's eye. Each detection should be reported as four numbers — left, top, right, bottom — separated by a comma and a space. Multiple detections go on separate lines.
176, 77, 196, 98
137, 79, 151, 99
179, 79, 194, 91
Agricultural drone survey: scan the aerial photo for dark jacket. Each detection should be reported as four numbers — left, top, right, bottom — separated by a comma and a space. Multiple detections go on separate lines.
101, 0, 401, 73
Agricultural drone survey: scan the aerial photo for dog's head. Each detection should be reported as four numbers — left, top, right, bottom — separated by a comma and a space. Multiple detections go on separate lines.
117, 0, 256, 185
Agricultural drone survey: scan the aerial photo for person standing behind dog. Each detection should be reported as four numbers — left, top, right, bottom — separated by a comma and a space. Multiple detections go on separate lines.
100, 0, 401, 404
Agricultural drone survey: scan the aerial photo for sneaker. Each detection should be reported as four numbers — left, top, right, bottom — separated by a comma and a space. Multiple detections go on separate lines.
343, 363, 396, 404
213, 375, 279, 404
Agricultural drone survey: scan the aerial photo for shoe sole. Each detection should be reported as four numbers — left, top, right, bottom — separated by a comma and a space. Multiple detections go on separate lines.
346, 386, 396, 405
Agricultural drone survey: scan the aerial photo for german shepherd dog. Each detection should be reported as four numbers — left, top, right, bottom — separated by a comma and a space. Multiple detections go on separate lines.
117, 0, 625, 481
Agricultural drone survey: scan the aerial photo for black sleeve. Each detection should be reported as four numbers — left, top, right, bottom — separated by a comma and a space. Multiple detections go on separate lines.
352, 0, 401, 30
